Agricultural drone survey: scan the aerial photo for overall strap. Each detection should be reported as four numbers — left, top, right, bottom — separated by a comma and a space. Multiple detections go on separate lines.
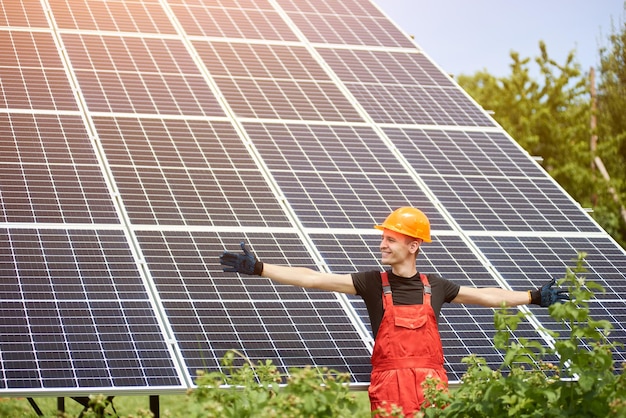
381, 271, 391, 293
380, 271, 391, 310
380, 271, 432, 306
420, 273, 432, 306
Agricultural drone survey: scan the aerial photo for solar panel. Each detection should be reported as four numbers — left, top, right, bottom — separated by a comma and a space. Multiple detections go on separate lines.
0, 228, 183, 392
136, 230, 372, 382
1, 0, 624, 398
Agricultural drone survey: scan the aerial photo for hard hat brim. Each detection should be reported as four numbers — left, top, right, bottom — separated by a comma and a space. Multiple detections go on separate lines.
374, 225, 432, 243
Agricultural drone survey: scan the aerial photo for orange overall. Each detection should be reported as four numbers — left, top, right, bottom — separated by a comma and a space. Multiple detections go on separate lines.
368, 272, 448, 416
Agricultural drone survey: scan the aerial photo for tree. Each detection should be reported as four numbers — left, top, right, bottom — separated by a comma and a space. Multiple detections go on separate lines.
457, 39, 626, 248
458, 41, 590, 171
595, 13, 626, 247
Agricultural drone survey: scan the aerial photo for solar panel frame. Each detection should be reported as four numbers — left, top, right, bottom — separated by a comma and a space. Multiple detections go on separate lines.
0, 1, 49, 27
170, 1, 299, 40
0, 0, 624, 398
49, 0, 178, 34
281, 0, 414, 48
0, 113, 120, 225
61, 33, 225, 117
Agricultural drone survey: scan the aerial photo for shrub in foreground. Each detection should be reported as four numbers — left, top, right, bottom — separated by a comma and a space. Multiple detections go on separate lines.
181, 350, 359, 418
418, 252, 626, 418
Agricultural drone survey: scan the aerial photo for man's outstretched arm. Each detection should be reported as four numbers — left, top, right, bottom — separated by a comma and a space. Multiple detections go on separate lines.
220, 242, 357, 295
453, 278, 569, 307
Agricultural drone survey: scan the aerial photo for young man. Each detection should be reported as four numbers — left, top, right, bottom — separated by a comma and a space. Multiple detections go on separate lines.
219, 206, 568, 416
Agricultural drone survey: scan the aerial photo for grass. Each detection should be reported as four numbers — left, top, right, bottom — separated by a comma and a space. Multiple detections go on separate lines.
0, 391, 372, 417
1, 394, 187, 417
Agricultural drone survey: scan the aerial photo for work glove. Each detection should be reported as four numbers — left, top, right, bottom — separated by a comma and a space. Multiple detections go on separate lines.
219, 242, 264, 276
530, 278, 569, 307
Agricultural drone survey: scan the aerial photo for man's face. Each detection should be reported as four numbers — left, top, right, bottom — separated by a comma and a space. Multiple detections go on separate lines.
379, 229, 418, 265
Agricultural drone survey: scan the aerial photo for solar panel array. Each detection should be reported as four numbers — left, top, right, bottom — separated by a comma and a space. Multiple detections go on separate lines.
1, 0, 624, 397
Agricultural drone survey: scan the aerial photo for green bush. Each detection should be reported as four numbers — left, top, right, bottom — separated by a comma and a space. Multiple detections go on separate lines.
180, 349, 361, 418
418, 252, 626, 418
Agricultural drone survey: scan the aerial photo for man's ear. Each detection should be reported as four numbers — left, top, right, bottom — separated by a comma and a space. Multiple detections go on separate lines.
409, 239, 422, 254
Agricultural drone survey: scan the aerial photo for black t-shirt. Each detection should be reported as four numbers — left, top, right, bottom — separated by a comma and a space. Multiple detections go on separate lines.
351, 269, 460, 339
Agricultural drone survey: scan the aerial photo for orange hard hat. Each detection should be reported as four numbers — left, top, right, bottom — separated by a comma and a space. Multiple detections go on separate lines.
374, 207, 432, 242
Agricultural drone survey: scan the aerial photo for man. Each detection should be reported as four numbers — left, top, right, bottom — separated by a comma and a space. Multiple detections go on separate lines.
219, 206, 568, 416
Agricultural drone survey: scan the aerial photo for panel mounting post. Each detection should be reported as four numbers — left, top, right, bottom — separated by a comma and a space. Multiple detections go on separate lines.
150, 395, 160, 418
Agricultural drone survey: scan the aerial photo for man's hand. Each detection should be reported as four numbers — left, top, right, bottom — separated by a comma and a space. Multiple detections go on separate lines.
530, 278, 569, 307
219, 242, 264, 275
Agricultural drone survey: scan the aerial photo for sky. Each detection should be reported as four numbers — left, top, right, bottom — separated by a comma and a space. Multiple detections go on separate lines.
375, 0, 625, 78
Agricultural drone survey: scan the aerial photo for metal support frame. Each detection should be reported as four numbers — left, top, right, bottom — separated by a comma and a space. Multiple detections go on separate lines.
25, 395, 160, 418
150, 395, 160, 417
27, 398, 43, 416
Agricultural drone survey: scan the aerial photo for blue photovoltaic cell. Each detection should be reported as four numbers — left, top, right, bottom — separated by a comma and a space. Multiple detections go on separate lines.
0, 228, 182, 391
382, 127, 602, 234
192, 41, 363, 121
90, 116, 292, 228
347, 83, 496, 126
318, 49, 455, 87
170, 1, 299, 41
383, 128, 543, 178
0, 113, 119, 225
62, 33, 224, 117
135, 230, 372, 382
471, 235, 626, 365
0, 31, 78, 111
49, 0, 178, 33
279, 0, 415, 48
318, 48, 496, 126
422, 176, 602, 233
243, 121, 453, 231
